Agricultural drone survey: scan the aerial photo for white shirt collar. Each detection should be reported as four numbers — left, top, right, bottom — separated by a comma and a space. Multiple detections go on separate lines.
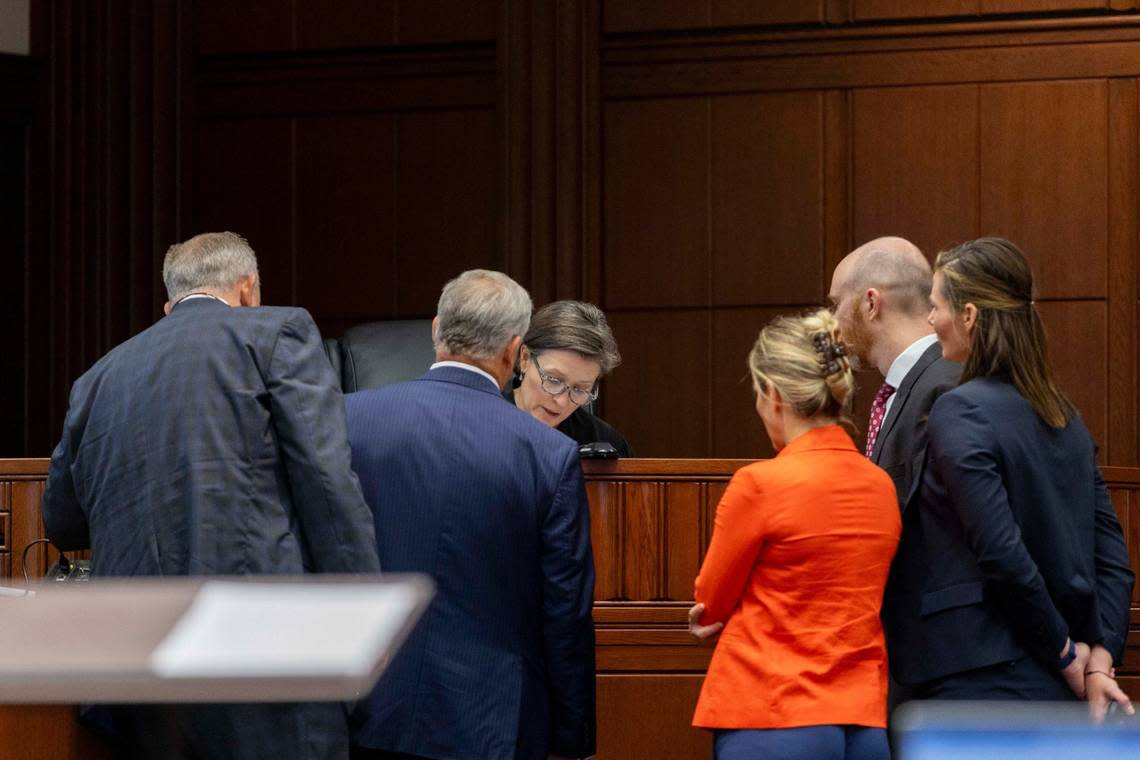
430, 361, 500, 391
175, 293, 230, 306
884, 333, 939, 390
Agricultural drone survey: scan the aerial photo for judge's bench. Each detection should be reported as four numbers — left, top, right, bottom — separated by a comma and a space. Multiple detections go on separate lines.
1, 457, 1138, 759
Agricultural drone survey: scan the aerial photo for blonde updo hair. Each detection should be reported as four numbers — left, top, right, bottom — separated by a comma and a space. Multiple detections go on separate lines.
748, 308, 854, 422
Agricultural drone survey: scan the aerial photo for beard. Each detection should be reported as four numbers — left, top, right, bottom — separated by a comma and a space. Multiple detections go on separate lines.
840, 307, 873, 372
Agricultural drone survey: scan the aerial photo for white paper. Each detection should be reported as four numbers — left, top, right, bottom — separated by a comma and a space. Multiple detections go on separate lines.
149, 581, 419, 678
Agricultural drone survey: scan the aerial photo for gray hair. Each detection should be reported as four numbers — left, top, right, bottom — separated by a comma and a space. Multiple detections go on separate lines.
846, 245, 932, 316
524, 300, 621, 376
162, 231, 259, 302
434, 270, 532, 359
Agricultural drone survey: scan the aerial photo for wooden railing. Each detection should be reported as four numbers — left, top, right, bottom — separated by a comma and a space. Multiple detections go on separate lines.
2, 459, 1139, 759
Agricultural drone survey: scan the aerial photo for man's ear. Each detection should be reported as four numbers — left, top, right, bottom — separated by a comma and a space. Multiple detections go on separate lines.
163, 301, 172, 316
238, 275, 259, 307
864, 287, 882, 319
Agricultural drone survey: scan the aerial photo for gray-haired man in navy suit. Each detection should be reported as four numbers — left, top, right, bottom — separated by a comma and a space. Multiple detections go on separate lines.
345, 270, 596, 760
43, 231, 380, 759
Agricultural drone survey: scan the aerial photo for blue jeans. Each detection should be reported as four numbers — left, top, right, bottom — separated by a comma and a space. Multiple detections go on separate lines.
714, 725, 890, 760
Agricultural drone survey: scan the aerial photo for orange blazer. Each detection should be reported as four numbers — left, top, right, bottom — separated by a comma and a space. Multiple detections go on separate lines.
693, 424, 900, 730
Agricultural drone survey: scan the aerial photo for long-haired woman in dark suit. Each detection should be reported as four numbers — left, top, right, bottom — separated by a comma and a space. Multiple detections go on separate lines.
891, 236, 1134, 719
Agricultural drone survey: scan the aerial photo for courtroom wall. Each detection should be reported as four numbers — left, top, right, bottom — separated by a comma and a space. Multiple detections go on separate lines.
11, 1, 1140, 467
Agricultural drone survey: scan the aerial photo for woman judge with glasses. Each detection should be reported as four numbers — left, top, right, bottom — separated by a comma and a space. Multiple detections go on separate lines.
689, 309, 900, 760
881, 237, 1134, 719
508, 300, 633, 456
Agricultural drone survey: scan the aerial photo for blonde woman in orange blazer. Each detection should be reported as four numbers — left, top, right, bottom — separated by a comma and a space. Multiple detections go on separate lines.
690, 309, 901, 760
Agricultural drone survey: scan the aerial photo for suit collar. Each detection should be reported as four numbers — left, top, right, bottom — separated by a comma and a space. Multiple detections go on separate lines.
870, 341, 945, 462
421, 364, 505, 396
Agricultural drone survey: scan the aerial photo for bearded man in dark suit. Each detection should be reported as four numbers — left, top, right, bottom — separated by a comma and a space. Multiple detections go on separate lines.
43, 231, 380, 759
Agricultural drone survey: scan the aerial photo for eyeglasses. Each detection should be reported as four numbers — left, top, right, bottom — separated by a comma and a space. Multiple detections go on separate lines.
531, 355, 599, 407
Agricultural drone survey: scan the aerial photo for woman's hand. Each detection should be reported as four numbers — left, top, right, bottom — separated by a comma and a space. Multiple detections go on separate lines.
1084, 644, 1135, 723
688, 603, 723, 645
1059, 639, 1090, 699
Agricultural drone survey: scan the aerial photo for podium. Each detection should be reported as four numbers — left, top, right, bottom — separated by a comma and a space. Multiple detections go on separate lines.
0, 576, 433, 704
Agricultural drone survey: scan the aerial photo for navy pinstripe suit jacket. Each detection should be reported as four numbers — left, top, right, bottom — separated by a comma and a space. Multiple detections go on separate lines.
345, 366, 596, 760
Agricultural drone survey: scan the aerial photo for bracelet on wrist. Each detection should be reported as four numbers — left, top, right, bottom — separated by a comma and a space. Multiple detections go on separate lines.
1057, 639, 1078, 670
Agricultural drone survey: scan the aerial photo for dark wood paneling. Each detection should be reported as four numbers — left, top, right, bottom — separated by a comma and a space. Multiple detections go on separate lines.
192, 119, 295, 306
603, 1, 709, 34
196, 0, 293, 56
603, 98, 709, 309
605, 310, 711, 458
854, 0, 978, 19
710, 92, 824, 306
588, 480, 623, 600
980, 80, 1108, 300
852, 85, 979, 255
713, 0, 826, 26
710, 307, 793, 459
296, 0, 397, 51
1038, 301, 1108, 450
595, 675, 710, 759
982, 0, 1111, 11
397, 0, 496, 45
296, 115, 396, 320
665, 483, 703, 601
1106, 79, 1138, 466
394, 108, 498, 316
0, 119, 26, 457
621, 482, 664, 600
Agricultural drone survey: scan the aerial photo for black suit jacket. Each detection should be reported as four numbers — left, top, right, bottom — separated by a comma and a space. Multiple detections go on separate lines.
43, 298, 380, 759
883, 376, 1134, 686
346, 367, 596, 760
871, 341, 960, 511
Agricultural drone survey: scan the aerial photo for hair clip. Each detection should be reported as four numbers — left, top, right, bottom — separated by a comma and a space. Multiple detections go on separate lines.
813, 332, 847, 377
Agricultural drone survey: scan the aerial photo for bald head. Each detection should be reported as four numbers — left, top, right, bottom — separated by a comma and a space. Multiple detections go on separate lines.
832, 236, 932, 317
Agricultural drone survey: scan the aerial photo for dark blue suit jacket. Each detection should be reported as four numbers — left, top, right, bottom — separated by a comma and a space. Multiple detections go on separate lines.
43, 298, 380, 759
345, 366, 596, 760
883, 375, 1134, 686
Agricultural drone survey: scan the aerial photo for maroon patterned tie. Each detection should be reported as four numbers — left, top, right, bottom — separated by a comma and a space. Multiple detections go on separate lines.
865, 381, 896, 458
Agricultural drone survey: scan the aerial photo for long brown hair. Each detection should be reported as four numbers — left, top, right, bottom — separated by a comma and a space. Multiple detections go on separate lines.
934, 237, 1073, 428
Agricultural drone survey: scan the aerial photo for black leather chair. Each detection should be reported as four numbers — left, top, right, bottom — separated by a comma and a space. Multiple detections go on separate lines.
323, 319, 435, 393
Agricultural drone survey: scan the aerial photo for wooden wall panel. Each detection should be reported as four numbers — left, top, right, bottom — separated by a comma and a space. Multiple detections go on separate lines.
710, 92, 824, 307
192, 119, 295, 305
295, 1, 398, 51
195, 0, 292, 55
979, 80, 1108, 300
982, 0, 1110, 11
589, 480, 623, 600
0, 120, 26, 457
854, 0, 978, 19
397, 0, 496, 45
664, 483, 703, 601
1038, 301, 1108, 449
603, 98, 709, 309
605, 310, 711, 458
603, 1, 709, 34
595, 675, 710, 759
394, 109, 498, 316
713, 1, 827, 26
622, 482, 664, 600
710, 307, 792, 460
852, 85, 979, 255
296, 116, 396, 320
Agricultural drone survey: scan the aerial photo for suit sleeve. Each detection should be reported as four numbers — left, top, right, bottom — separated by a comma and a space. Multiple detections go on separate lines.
694, 470, 765, 625
1091, 462, 1135, 664
541, 444, 596, 758
42, 380, 91, 551
266, 310, 380, 574
927, 393, 1069, 664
